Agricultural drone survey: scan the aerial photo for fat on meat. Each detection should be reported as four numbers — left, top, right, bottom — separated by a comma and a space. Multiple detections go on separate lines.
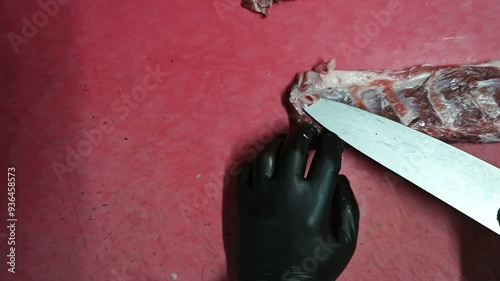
289, 59, 500, 143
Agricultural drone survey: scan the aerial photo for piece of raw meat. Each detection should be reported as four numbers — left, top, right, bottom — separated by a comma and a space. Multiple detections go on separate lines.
289, 59, 500, 143
241, 0, 288, 16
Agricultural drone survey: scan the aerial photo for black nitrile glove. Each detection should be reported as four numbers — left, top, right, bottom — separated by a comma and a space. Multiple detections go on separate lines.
236, 123, 359, 281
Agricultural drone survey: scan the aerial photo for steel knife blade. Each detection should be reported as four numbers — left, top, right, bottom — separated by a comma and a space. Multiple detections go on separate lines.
304, 98, 500, 235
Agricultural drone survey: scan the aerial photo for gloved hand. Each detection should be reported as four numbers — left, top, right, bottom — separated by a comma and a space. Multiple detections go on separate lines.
236, 123, 359, 281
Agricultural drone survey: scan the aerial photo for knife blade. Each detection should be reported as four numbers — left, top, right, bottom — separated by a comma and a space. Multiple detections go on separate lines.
304, 98, 500, 235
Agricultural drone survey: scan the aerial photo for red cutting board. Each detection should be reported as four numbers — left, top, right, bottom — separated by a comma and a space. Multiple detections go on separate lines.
1, 0, 499, 280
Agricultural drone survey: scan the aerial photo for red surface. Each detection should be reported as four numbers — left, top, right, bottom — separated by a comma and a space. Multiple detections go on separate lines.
1, 0, 500, 280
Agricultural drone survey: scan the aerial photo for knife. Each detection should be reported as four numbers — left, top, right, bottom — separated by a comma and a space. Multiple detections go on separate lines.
304, 98, 500, 235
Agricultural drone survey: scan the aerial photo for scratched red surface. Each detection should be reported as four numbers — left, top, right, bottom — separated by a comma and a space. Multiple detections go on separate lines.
1, 0, 500, 280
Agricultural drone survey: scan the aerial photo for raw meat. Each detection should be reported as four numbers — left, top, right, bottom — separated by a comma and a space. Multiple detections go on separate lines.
241, 0, 288, 16
289, 59, 500, 143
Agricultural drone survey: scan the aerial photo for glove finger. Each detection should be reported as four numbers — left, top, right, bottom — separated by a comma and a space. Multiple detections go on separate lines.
331, 175, 360, 245
276, 123, 317, 179
308, 131, 343, 187
253, 135, 285, 180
